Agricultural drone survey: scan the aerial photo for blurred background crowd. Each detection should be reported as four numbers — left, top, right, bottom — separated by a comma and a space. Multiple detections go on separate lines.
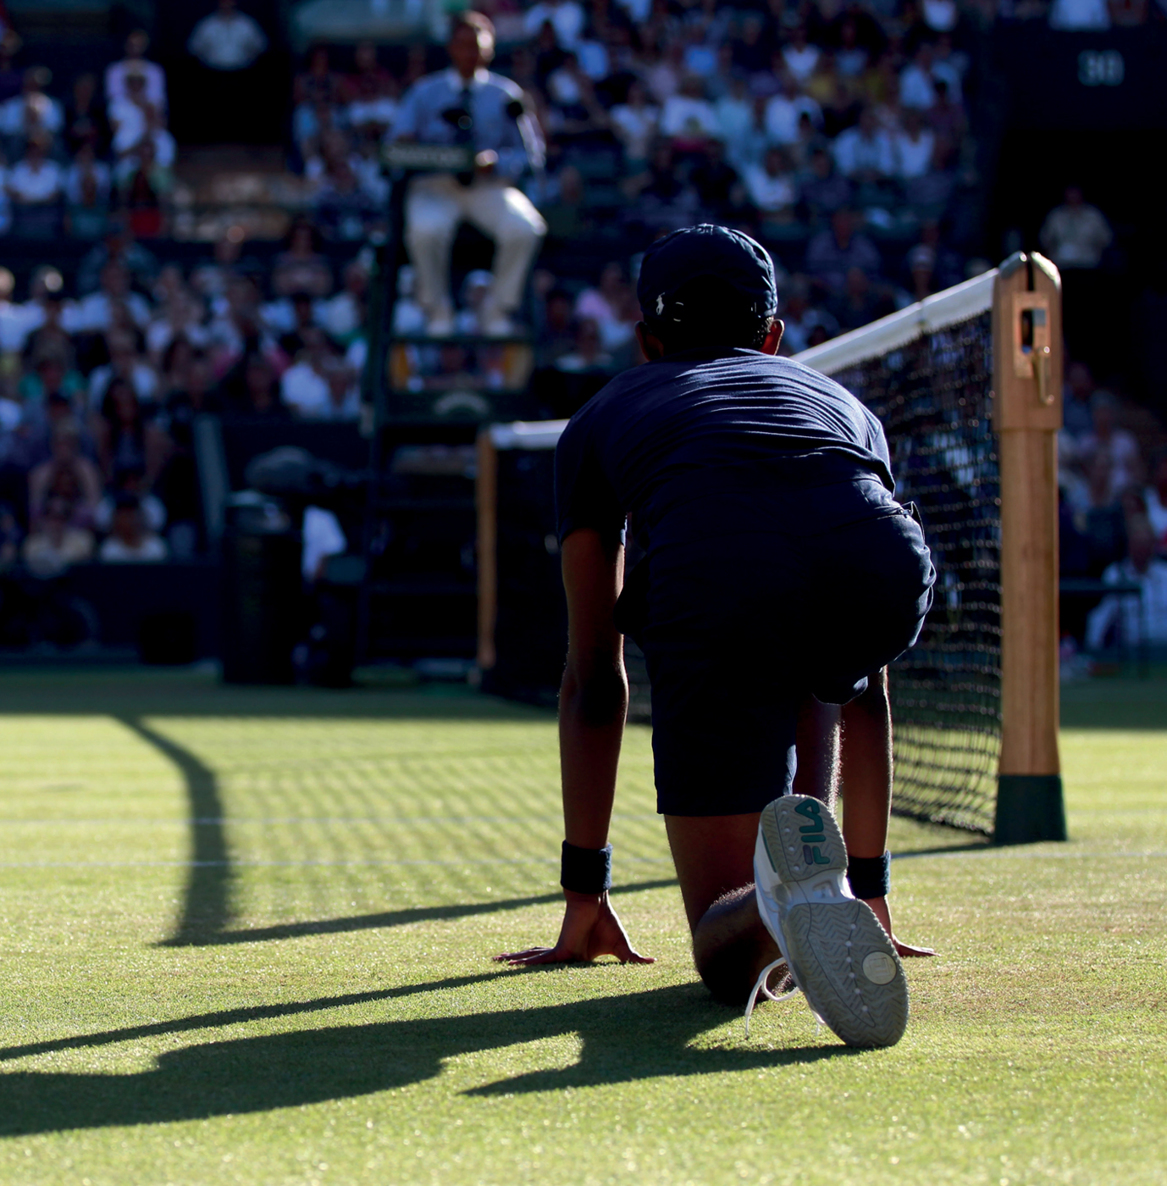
0, 0, 1162, 660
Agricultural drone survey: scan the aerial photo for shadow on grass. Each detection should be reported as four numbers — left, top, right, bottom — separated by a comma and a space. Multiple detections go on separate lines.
0, 980, 861, 1137
201, 879, 678, 947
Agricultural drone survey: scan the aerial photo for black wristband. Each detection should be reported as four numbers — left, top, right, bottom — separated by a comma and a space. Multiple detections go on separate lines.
847, 852, 891, 900
560, 841, 612, 894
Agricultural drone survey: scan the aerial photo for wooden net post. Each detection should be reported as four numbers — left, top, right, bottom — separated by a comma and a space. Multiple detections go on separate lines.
991, 252, 1067, 844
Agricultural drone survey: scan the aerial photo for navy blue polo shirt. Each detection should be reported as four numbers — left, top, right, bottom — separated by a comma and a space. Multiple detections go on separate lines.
554, 347, 895, 553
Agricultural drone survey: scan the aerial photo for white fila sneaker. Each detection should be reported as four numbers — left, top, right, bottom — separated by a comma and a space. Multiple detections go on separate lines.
748, 794, 908, 1048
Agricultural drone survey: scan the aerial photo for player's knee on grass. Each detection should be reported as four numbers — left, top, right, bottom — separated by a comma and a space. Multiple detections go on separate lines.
692, 885, 781, 1006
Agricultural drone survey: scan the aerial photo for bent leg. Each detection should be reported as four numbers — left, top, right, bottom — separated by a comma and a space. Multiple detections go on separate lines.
405, 175, 460, 318
665, 813, 780, 1005
464, 181, 546, 313
664, 694, 844, 1005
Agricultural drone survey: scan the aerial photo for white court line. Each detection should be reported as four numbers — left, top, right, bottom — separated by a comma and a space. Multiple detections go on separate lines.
2, 852, 1165, 870
0, 856, 674, 870
0, 813, 657, 827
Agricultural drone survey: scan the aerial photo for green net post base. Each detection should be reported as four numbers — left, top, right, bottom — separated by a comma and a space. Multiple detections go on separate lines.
993, 774, 1067, 845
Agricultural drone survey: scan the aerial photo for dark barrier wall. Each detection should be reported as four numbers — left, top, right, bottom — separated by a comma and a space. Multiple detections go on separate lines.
995, 26, 1167, 130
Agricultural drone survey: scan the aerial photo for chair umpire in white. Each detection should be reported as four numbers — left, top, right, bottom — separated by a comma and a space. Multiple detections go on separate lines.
390, 11, 546, 337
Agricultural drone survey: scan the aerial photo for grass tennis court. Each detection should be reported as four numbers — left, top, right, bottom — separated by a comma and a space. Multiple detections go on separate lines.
0, 669, 1163, 1185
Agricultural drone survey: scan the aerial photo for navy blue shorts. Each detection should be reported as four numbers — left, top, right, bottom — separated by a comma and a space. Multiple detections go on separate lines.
625, 468, 934, 817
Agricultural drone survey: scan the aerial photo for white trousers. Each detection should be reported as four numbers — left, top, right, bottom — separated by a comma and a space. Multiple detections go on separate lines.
405, 173, 547, 317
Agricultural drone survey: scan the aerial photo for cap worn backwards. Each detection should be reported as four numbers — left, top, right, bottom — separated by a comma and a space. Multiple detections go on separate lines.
637, 224, 778, 326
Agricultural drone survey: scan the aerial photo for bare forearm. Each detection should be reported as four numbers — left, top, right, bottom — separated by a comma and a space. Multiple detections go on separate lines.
558, 663, 628, 849
840, 667, 893, 859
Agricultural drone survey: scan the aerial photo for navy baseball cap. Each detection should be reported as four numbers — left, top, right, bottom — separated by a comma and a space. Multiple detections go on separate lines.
637, 224, 778, 325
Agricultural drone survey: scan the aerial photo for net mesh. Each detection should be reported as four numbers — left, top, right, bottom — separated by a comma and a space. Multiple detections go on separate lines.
826, 309, 1000, 833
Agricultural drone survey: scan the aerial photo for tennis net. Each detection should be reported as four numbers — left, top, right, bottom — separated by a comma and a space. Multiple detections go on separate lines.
795, 271, 999, 832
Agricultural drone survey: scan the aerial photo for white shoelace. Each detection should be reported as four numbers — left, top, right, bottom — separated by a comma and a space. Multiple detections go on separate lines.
743, 958, 801, 1036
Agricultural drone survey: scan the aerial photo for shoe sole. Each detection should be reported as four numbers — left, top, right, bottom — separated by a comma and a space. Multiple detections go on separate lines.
754, 795, 908, 1048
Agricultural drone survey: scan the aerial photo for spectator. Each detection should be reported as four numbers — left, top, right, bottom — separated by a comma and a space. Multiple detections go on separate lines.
833, 106, 893, 181
805, 207, 881, 294
188, 0, 268, 73
778, 276, 840, 354
542, 165, 593, 241
890, 108, 936, 181
294, 45, 342, 109
828, 265, 892, 331
610, 80, 659, 167
272, 220, 332, 297
28, 421, 102, 527
659, 74, 719, 145
714, 75, 753, 149
0, 31, 23, 104
0, 67, 63, 142
109, 70, 158, 160
689, 139, 746, 223
318, 359, 360, 422
230, 353, 288, 418
6, 133, 63, 239
1062, 360, 1097, 439
1145, 451, 1167, 546
1039, 186, 1113, 271
1086, 520, 1167, 650
74, 264, 151, 336
764, 72, 822, 146
533, 286, 577, 367
1049, 0, 1111, 27
899, 42, 938, 110
187, 0, 269, 141
94, 464, 166, 535
744, 146, 798, 229
280, 329, 334, 417
555, 318, 615, 374
574, 262, 637, 352
106, 29, 167, 112
22, 495, 95, 577
94, 377, 169, 486
799, 146, 853, 223
65, 72, 109, 156
276, 293, 318, 359
1077, 390, 1141, 503
524, 0, 586, 50
99, 492, 168, 562
117, 137, 172, 240
781, 25, 821, 85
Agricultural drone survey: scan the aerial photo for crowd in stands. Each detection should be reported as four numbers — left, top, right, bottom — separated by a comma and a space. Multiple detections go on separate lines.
1058, 359, 1167, 654
0, 0, 1163, 660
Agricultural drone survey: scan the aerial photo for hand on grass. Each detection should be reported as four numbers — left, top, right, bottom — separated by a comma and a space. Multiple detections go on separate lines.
863, 895, 936, 958
495, 890, 655, 966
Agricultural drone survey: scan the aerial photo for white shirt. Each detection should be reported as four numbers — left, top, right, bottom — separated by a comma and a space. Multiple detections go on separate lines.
1086, 558, 1167, 648
281, 361, 329, 416
187, 11, 268, 71
610, 103, 658, 160
302, 505, 347, 579
744, 164, 796, 213
72, 291, 152, 334
100, 534, 168, 563
833, 127, 893, 177
109, 96, 150, 155
714, 95, 753, 145
7, 158, 63, 203
764, 92, 821, 145
0, 92, 63, 135
1049, 0, 1110, 27
522, 1, 585, 49
659, 94, 719, 139
890, 128, 935, 179
782, 44, 820, 84
1147, 487, 1167, 544
95, 492, 166, 533
105, 58, 168, 110
899, 63, 936, 110
1039, 204, 1113, 270
87, 360, 158, 407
